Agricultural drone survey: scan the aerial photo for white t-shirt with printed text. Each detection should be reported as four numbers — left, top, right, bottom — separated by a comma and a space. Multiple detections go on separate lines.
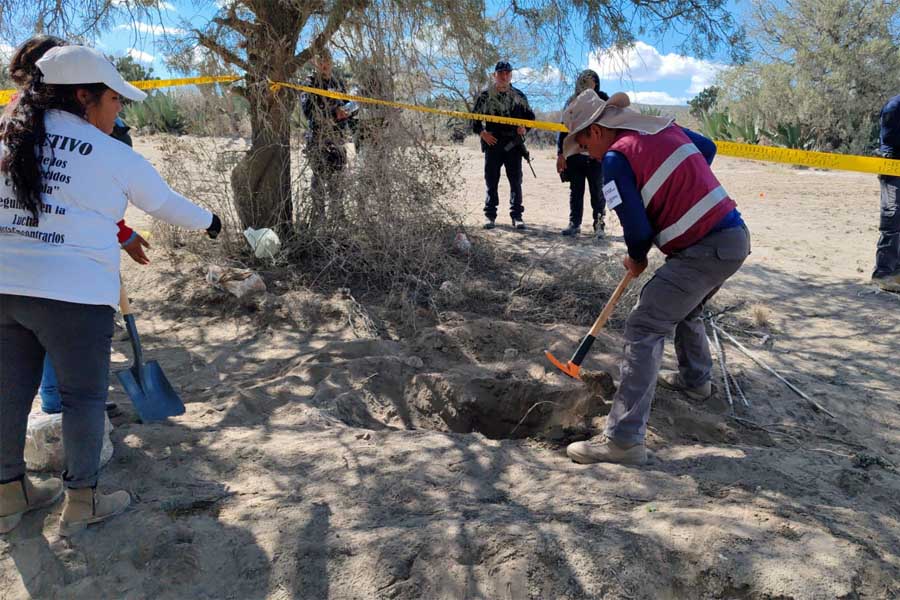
0, 110, 212, 307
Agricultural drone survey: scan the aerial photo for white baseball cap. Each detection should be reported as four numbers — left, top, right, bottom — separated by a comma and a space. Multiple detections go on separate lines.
35, 45, 147, 102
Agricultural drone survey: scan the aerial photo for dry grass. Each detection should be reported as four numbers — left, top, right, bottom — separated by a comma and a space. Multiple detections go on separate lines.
150, 113, 635, 331
750, 303, 772, 328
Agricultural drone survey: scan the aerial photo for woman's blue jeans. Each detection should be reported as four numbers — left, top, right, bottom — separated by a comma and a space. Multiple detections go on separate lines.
40, 355, 62, 414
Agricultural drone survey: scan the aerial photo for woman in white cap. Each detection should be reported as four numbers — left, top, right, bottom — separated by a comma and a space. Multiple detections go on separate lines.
0, 42, 221, 535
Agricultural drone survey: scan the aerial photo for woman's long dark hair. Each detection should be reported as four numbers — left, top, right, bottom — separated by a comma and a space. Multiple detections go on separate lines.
1, 36, 106, 220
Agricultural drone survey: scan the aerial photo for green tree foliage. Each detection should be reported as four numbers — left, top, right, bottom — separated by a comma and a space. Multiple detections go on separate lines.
717, 0, 900, 154
111, 54, 156, 82
688, 86, 719, 119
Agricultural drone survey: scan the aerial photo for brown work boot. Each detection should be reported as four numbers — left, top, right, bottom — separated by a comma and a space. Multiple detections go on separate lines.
566, 437, 647, 465
59, 487, 130, 537
657, 370, 712, 400
0, 476, 64, 534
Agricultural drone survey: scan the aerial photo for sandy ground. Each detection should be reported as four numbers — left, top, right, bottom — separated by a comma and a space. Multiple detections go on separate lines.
1, 135, 898, 600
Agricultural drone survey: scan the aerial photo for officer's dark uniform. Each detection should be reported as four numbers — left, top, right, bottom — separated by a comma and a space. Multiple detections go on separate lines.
302, 72, 350, 220
557, 71, 609, 236
471, 62, 535, 226
874, 93, 900, 286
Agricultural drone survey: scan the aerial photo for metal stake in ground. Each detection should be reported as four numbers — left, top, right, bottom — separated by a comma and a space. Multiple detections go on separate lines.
545, 271, 635, 379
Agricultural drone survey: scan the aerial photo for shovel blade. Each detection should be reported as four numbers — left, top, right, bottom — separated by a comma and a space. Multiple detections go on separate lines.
115, 360, 184, 423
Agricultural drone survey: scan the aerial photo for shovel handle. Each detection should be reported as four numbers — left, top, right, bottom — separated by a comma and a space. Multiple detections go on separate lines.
119, 281, 132, 316
587, 271, 635, 337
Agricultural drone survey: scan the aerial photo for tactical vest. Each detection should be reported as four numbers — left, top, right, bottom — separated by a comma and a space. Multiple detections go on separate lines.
610, 125, 736, 255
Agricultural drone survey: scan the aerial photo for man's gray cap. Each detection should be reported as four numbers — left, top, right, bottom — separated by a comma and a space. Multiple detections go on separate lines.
561, 89, 674, 158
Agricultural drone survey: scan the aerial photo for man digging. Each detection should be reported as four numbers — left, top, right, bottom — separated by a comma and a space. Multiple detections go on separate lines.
561, 90, 751, 465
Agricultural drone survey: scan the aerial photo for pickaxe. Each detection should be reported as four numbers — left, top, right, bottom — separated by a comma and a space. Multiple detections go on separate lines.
545, 271, 635, 379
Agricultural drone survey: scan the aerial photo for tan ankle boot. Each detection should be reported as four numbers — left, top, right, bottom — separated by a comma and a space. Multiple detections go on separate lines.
657, 370, 712, 400
566, 437, 647, 465
59, 487, 130, 537
0, 476, 64, 533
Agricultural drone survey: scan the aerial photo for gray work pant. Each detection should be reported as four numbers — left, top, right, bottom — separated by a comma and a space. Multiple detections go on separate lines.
605, 225, 751, 446
0, 294, 113, 488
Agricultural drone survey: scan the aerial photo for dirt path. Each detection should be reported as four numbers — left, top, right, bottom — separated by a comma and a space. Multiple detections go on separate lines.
1, 138, 898, 600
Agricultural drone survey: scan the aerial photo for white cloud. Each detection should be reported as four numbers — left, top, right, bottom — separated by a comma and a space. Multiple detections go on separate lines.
116, 22, 185, 36
589, 41, 725, 94
514, 66, 562, 85
127, 48, 156, 63
630, 91, 688, 106
158, 1, 176, 9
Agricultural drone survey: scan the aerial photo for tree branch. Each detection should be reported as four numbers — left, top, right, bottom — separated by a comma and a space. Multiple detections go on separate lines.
290, 0, 370, 72
195, 29, 250, 72
211, 2, 256, 38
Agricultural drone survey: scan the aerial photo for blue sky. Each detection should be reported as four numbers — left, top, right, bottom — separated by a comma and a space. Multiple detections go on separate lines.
5, 0, 746, 107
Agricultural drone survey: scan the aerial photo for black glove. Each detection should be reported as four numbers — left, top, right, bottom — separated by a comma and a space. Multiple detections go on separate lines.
207, 214, 222, 239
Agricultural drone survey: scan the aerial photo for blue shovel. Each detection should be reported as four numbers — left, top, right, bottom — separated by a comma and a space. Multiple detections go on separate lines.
116, 283, 185, 422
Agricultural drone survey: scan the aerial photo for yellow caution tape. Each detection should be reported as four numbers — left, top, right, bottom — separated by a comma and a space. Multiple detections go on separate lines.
4, 72, 899, 176
275, 80, 900, 176
130, 74, 239, 91
713, 141, 900, 177
0, 75, 240, 106
269, 80, 567, 132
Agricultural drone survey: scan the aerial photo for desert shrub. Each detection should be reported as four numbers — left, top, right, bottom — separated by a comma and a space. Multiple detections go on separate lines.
153, 114, 473, 325
177, 91, 251, 137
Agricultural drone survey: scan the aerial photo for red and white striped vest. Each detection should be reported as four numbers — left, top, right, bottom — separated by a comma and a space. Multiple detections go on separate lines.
609, 125, 736, 255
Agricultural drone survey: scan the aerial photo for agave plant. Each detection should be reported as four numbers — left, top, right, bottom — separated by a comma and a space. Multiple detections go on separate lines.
726, 115, 761, 144
122, 92, 186, 134
698, 110, 734, 141
638, 105, 663, 116
762, 122, 814, 150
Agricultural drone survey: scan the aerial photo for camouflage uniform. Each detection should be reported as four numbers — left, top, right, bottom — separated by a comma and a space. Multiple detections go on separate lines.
472, 84, 535, 222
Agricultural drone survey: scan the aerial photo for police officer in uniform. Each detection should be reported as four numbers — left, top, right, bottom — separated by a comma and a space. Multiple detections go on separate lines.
301, 48, 351, 223
873, 93, 900, 291
472, 61, 535, 230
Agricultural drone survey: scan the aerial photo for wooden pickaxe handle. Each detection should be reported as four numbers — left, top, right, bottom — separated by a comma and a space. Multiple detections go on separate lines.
569, 271, 635, 366
587, 271, 635, 337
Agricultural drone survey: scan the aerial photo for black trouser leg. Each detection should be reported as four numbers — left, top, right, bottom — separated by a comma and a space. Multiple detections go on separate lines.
566, 155, 588, 226
483, 147, 504, 220
585, 158, 605, 226
874, 175, 900, 277
504, 148, 524, 219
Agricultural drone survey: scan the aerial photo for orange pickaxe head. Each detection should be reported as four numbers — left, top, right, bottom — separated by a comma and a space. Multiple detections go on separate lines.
544, 350, 582, 379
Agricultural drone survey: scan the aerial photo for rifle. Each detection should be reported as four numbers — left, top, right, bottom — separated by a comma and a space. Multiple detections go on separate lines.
504, 136, 537, 178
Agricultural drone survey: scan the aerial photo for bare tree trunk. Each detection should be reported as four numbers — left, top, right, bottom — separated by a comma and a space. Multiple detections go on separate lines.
230, 79, 294, 234
227, 2, 304, 236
